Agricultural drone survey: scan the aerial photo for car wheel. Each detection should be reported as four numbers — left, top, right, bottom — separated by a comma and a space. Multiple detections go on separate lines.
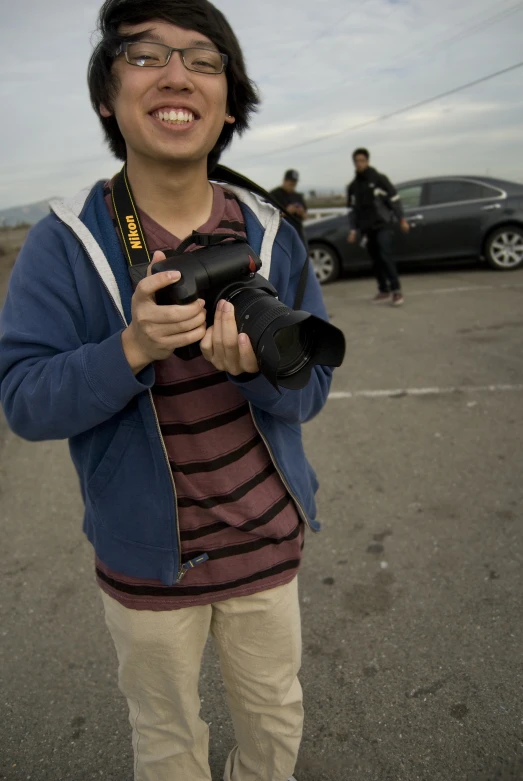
309, 243, 340, 284
485, 226, 523, 270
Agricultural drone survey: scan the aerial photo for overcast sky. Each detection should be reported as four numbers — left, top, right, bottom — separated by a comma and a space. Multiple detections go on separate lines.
1, 0, 522, 210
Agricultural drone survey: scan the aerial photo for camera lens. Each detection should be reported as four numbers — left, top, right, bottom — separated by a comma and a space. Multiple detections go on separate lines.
274, 322, 313, 377
229, 287, 344, 390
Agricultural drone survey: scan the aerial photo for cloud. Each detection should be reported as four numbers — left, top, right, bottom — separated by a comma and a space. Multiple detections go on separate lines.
1, 0, 522, 209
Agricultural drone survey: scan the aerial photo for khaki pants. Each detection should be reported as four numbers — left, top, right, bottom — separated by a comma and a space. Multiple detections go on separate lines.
101, 578, 303, 781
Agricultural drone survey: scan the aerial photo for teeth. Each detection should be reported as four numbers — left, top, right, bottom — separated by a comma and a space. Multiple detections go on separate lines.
155, 110, 194, 124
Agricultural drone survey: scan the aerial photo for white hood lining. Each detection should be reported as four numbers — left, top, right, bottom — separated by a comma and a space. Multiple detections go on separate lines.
50, 195, 127, 322
212, 183, 281, 280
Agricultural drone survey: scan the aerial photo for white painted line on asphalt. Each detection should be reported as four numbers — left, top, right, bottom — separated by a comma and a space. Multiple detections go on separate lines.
329, 384, 523, 400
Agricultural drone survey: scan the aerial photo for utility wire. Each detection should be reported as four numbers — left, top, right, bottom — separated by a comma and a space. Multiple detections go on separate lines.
287, 0, 523, 123
397, 1, 523, 65
238, 60, 523, 160
262, 0, 369, 80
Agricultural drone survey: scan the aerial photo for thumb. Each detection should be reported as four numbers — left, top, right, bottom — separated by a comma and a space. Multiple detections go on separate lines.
147, 250, 167, 276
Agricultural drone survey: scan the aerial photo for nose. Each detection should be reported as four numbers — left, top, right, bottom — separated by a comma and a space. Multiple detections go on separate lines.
156, 50, 194, 92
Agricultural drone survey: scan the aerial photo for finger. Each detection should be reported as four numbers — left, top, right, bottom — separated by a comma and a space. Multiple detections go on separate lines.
169, 325, 207, 349
200, 325, 214, 358
137, 300, 206, 326
152, 250, 167, 264
147, 250, 167, 276
137, 269, 181, 299
238, 332, 259, 374
165, 301, 206, 325
211, 300, 226, 367
221, 302, 240, 351
221, 301, 242, 373
161, 310, 207, 336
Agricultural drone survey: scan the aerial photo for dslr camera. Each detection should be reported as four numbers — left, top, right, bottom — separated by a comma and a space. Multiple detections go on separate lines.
152, 240, 345, 390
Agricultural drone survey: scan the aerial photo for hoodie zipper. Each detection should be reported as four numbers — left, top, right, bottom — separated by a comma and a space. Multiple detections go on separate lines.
147, 390, 186, 582
66, 228, 185, 584
248, 403, 316, 532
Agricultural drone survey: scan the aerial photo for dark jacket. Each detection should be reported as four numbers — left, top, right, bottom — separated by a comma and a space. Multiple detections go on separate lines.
0, 182, 331, 587
347, 167, 404, 232
269, 187, 308, 248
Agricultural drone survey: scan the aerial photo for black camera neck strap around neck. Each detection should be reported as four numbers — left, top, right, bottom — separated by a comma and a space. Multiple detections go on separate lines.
111, 165, 246, 286
112, 165, 151, 268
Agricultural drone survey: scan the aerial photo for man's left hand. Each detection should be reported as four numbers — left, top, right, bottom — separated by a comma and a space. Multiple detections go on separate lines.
200, 300, 259, 375
400, 218, 411, 234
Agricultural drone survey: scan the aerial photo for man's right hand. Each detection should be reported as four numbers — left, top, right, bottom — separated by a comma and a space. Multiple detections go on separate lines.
347, 230, 357, 244
121, 251, 207, 375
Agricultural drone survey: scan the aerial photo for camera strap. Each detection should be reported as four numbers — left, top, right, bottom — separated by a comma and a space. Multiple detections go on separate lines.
112, 164, 151, 267
111, 165, 151, 286
111, 165, 246, 286
112, 164, 310, 306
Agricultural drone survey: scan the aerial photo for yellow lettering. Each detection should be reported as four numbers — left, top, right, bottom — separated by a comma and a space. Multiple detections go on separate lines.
125, 216, 142, 249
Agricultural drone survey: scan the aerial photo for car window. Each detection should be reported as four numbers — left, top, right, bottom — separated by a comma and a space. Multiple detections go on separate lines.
397, 185, 423, 209
426, 180, 497, 206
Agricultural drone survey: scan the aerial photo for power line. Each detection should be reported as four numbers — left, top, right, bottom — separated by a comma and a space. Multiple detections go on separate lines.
261, 1, 370, 80
401, 1, 523, 63
238, 60, 523, 160
287, 0, 523, 123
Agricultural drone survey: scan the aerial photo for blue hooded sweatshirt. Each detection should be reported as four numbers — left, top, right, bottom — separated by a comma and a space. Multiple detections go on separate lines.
0, 180, 333, 586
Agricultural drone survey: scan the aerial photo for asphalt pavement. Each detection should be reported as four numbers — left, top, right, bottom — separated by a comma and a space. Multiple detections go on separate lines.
1, 263, 522, 781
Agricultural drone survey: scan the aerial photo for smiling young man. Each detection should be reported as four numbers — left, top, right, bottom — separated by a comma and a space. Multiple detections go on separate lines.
0, 1, 334, 780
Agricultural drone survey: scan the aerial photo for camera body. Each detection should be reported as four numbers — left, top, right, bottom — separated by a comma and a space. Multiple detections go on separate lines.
153, 242, 274, 322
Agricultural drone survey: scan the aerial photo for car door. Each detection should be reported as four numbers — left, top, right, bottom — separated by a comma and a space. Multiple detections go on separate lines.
413, 179, 503, 261
391, 183, 426, 260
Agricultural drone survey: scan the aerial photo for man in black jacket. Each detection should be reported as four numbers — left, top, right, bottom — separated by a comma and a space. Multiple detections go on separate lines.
270, 170, 308, 249
347, 148, 410, 306
271, 170, 308, 224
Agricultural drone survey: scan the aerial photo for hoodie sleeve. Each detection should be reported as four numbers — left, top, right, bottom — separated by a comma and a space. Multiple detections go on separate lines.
227, 223, 334, 424
378, 173, 404, 222
347, 183, 358, 231
0, 219, 155, 442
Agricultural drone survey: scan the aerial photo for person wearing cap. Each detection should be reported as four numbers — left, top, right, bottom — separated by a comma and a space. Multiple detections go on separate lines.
270, 170, 308, 225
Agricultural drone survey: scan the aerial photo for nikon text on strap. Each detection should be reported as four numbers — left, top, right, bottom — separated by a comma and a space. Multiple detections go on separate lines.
111, 165, 151, 286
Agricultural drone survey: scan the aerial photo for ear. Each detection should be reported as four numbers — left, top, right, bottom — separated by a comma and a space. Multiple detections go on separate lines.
224, 113, 236, 125
100, 103, 113, 118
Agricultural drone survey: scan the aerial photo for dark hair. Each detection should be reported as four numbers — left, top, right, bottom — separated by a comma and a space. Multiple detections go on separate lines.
352, 147, 370, 161
88, 0, 260, 172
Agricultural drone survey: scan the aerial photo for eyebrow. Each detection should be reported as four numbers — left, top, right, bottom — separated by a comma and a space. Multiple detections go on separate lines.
122, 28, 218, 51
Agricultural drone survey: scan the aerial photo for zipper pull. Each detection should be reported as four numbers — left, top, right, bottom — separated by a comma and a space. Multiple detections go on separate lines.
176, 553, 210, 583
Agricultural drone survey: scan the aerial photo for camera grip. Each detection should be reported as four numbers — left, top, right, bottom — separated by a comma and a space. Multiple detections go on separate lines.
175, 343, 203, 361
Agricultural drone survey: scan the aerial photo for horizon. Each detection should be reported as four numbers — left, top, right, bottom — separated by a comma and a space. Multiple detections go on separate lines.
1, 0, 522, 211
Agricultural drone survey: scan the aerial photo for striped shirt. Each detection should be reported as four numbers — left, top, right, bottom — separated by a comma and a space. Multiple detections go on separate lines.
96, 181, 303, 610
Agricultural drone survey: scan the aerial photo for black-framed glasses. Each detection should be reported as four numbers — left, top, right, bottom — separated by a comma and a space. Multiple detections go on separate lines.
115, 41, 228, 74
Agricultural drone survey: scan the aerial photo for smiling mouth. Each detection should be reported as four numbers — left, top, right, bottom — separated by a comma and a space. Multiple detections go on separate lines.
150, 108, 198, 126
